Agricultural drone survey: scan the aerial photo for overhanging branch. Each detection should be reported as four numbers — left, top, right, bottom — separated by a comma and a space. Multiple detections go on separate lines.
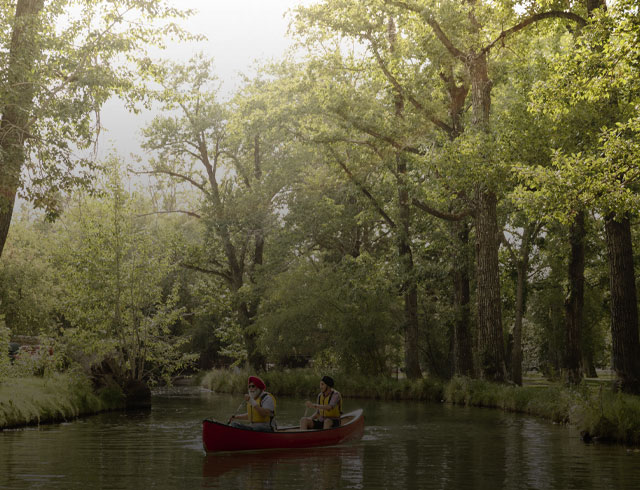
482, 11, 587, 55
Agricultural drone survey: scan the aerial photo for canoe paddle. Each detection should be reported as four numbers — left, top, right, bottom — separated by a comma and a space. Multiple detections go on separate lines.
227, 401, 245, 425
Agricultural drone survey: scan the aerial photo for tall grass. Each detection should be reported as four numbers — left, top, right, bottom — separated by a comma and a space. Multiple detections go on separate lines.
200, 368, 445, 401
0, 372, 125, 429
201, 368, 640, 445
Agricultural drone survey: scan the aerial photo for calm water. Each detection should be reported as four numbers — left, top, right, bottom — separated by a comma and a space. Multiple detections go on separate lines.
1, 387, 639, 489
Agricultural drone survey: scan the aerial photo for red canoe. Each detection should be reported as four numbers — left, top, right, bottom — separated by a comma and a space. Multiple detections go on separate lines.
202, 408, 365, 452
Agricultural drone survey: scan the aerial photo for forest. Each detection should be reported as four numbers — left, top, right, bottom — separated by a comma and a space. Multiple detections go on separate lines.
1, 0, 640, 404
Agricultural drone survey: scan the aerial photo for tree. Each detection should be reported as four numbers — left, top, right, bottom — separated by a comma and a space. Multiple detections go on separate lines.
54, 158, 194, 386
292, 0, 588, 381
522, 0, 640, 392
0, 0, 195, 258
140, 56, 300, 370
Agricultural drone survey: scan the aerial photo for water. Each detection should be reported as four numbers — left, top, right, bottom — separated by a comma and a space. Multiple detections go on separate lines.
1, 388, 639, 489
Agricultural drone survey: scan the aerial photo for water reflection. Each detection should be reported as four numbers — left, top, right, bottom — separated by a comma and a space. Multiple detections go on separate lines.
202, 446, 364, 489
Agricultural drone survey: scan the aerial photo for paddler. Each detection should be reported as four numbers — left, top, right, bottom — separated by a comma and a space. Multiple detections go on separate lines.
300, 375, 342, 430
229, 375, 276, 432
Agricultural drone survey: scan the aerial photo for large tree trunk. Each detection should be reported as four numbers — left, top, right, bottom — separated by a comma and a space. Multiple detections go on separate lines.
452, 221, 474, 376
563, 211, 585, 385
468, 50, 506, 382
0, 0, 45, 258
475, 188, 506, 381
605, 214, 640, 394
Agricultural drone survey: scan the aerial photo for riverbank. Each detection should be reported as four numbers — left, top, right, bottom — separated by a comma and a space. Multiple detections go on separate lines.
200, 369, 640, 446
0, 372, 125, 430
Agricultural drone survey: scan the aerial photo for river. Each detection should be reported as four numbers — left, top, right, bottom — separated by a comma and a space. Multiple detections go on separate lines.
1, 387, 638, 489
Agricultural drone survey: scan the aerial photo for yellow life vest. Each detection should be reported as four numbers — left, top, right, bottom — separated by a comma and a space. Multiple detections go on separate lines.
318, 389, 342, 419
247, 392, 276, 424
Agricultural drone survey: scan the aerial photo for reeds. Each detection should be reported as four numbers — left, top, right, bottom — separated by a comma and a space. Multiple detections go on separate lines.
0, 372, 124, 429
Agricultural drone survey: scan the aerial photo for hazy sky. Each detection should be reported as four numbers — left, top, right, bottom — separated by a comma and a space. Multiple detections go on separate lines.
100, 0, 313, 157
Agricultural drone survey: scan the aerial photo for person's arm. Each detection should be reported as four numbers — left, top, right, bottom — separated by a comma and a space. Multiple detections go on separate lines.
304, 400, 320, 418
230, 412, 248, 421
310, 392, 340, 411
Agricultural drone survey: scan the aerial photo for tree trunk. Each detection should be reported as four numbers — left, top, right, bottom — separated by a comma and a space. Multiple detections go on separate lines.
511, 224, 533, 386
475, 188, 506, 381
452, 221, 474, 376
467, 51, 505, 381
0, 0, 45, 258
398, 154, 422, 379
605, 214, 640, 394
582, 352, 597, 378
563, 211, 584, 385
389, 18, 421, 379
511, 256, 527, 385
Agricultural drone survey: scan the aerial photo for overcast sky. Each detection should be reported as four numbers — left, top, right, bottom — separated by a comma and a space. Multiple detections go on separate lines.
99, 0, 314, 157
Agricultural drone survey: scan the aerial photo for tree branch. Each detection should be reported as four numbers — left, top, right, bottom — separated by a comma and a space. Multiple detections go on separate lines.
130, 168, 208, 194
385, 0, 466, 61
180, 262, 231, 282
412, 198, 471, 221
327, 146, 397, 229
482, 11, 587, 55
136, 209, 201, 219
364, 31, 455, 135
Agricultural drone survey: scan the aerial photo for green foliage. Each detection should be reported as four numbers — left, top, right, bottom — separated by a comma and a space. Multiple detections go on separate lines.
258, 254, 402, 375
0, 316, 9, 383
0, 0, 199, 221
518, 1, 640, 221
0, 212, 61, 336
0, 371, 124, 429
52, 158, 196, 383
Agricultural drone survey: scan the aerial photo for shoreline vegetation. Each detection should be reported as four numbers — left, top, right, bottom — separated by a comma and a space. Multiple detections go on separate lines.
200, 369, 640, 447
0, 372, 125, 430
2, 368, 639, 448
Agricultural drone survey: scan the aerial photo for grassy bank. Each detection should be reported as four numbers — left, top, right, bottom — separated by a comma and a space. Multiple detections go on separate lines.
0, 372, 125, 429
201, 369, 640, 446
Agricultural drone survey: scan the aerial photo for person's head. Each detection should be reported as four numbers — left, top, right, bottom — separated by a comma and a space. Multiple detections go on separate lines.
248, 376, 266, 399
320, 375, 334, 393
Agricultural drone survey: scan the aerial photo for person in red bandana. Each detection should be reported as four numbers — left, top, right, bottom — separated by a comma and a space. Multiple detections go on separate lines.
229, 376, 276, 432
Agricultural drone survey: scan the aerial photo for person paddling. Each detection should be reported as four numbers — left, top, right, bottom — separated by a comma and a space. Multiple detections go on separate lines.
300, 375, 342, 430
229, 376, 276, 432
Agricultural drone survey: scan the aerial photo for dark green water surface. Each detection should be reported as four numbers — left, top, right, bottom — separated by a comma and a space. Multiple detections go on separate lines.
1, 387, 639, 489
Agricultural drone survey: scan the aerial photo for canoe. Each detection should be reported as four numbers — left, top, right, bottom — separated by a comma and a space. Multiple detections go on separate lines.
202, 408, 365, 453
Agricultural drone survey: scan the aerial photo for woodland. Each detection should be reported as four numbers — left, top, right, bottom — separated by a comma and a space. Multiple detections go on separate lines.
1, 0, 640, 398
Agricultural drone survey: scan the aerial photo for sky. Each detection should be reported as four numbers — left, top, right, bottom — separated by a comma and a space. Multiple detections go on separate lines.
99, 0, 314, 158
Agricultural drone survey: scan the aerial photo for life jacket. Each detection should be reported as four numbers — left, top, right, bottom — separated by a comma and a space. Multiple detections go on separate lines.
317, 389, 342, 419
247, 392, 276, 424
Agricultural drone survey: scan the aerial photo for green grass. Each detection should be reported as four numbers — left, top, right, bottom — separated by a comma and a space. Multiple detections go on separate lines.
201, 368, 640, 445
0, 372, 125, 429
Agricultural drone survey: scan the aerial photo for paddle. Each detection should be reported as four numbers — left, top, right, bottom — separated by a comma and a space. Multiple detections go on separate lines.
227, 401, 245, 425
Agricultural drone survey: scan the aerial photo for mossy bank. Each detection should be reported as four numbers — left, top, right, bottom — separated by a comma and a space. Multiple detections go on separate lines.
0, 372, 125, 430
201, 369, 640, 446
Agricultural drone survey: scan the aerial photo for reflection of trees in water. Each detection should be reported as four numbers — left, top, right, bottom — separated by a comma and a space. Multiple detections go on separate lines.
202, 445, 364, 489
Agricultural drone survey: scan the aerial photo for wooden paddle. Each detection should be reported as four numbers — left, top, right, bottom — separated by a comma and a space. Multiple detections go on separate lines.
227, 401, 245, 425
